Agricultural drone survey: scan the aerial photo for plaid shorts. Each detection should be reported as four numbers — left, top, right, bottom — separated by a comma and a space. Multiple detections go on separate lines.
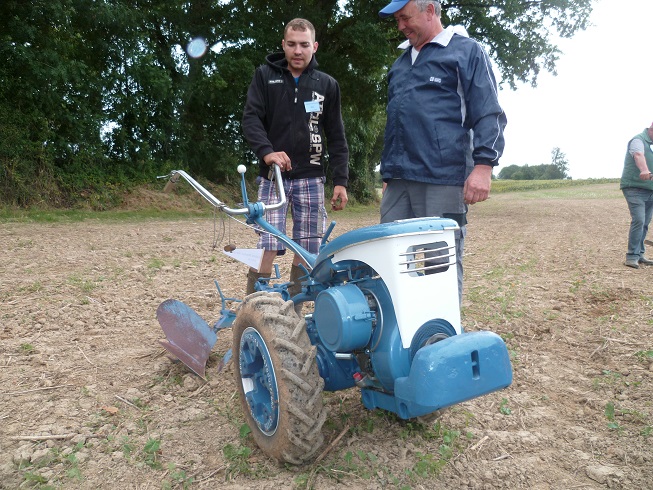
256, 176, 327, 254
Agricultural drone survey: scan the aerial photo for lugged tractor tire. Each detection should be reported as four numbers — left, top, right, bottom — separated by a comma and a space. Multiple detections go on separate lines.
232, 292, 327, 464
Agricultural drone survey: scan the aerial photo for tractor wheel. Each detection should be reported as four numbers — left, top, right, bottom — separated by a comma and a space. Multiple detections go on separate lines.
232, 292, 327, 464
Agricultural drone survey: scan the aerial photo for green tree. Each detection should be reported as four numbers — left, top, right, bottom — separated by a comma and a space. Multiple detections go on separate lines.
512, 164, 536, 180
550, 146, 570, 178
498, 164, 521, 179
101, 0, 243, 183
443, 0, 593, 88
0, 0, 111, 205
497, 147, 570, 180
0, 0, 595, 206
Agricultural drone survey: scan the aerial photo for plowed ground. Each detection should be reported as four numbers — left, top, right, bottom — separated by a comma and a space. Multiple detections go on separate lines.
1, 182, 651, 489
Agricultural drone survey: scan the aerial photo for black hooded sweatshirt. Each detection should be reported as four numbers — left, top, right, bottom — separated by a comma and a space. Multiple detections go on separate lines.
242, 52, 349, 187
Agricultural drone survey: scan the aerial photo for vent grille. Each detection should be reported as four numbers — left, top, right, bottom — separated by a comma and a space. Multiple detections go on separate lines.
399, 241, 453, 275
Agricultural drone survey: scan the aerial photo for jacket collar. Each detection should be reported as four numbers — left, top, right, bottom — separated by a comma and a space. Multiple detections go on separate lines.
397, 25, 469, 50
265, 52, 318, 75
643, 128, 653, 144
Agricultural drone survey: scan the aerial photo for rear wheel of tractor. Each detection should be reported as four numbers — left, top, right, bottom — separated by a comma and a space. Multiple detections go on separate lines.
232, 292, 327, 464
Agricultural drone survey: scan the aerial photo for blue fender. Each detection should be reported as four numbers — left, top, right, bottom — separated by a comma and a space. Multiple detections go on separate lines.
359, 331, 513, 419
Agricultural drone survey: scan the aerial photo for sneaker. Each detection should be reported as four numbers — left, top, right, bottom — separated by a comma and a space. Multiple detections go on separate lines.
639, 257, 653, 265
625, 259, 640, 269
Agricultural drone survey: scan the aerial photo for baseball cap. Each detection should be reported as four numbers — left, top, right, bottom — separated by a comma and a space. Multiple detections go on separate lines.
379, 0, 442, 18
378, 0, 411, 18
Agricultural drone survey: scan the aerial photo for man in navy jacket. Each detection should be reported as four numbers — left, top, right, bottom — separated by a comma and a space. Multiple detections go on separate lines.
378, 0, 507, 301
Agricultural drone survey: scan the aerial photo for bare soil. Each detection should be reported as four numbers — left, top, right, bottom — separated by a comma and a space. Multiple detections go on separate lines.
1, 182, 652, 489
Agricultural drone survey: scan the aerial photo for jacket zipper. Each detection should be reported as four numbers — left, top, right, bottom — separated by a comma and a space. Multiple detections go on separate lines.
291, 77, 299, 170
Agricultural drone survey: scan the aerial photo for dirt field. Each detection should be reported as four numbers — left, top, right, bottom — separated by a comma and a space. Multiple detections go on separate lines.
2, 182, 652, 489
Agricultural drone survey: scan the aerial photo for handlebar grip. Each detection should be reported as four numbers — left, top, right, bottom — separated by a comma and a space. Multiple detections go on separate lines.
260, 164, 287, 212
164, 165, 287, 216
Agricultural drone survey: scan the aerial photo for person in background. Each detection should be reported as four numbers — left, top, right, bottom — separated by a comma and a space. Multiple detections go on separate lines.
377, 0, 507, 301
620, 122, 653, 269
241, 18, 349, 298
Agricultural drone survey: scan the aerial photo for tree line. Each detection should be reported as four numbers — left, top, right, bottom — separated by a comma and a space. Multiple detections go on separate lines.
0, 0, 593, 208
498, 147, 571, 180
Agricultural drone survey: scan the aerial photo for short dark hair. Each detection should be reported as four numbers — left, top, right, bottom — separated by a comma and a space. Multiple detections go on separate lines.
284, 18, 316, 42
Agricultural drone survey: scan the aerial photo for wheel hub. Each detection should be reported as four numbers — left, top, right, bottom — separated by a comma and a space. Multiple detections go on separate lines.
239, 327, 279, 436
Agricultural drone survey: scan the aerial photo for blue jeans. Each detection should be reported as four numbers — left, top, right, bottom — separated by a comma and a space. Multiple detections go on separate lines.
622, 187, 653, 261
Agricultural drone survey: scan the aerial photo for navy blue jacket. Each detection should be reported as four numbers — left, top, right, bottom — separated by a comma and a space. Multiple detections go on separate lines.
381, 30, 507, 186
242, 53, 349, 187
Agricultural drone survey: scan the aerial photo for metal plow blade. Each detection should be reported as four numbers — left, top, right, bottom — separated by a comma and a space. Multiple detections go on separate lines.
157, 299, 217, 379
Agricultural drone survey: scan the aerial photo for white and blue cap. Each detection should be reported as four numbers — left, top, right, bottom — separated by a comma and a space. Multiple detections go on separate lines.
379, 0, 441, 18
378, 0, 412, 17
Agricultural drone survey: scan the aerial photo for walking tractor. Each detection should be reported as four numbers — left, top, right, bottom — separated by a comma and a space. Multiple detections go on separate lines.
156, 165, 513, 464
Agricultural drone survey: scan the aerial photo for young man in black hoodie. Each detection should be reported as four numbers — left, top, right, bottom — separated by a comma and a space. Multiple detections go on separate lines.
242, 18, 349, 297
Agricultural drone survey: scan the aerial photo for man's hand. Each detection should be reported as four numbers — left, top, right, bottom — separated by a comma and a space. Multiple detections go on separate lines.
463, 164, 493, 205
331, 185, 348, 211
263, 151, 292, 171
634, 153, 652, 180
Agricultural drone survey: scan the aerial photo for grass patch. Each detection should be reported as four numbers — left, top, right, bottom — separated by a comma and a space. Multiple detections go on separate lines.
2, 179, 620, 224
294, 415, 471, 489
491, 178, 620, 195
67, 274, 101, 293
635, 350, 653, 362
592, 370, 623, 390
141, 438, 163, 469
20, 343, 35, 354
499, 398, 513, 415
0, 207, 213, 224
162, 463, 194, 489
18, 442, 87, 487
605, 402, 622, 431
147, 258, 165, 271
223, 443, 254, 479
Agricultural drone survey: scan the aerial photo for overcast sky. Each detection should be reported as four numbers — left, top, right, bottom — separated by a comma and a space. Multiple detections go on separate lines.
495, 0, 652, 179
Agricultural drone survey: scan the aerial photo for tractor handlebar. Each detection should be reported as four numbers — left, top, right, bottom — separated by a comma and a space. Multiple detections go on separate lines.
160, 164, 286, 215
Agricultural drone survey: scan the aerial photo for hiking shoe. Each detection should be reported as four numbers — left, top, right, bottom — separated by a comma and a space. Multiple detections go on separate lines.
625, 259, 640, 269
639, 257, 653, 265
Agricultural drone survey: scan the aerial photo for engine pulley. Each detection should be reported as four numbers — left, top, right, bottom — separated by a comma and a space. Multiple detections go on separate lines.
314, 284, 374, 352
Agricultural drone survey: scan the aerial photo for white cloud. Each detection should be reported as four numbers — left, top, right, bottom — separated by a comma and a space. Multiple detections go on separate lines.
495, 0, 653, 179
